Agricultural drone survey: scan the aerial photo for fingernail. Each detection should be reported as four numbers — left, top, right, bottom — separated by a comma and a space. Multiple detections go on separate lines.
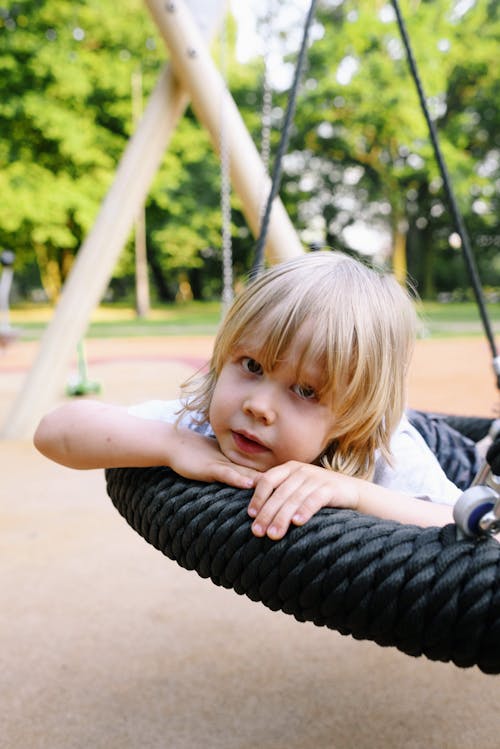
248, 506, 257, 517
268, 526, 280, 539
252, 522, 263, 536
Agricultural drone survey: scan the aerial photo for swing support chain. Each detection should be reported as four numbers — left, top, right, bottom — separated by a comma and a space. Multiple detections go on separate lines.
219, 10, 233, 313
251, 0, 319, 278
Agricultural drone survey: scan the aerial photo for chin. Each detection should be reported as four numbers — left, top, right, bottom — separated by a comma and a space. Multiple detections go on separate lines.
227, 449, 268, 472
234, 454, 264, 471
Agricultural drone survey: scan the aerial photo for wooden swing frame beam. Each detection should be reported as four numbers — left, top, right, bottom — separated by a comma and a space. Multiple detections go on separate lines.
2, 0, 303, 439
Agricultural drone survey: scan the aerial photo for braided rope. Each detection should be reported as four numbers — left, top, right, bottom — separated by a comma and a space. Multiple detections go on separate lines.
105, 467, 500, 674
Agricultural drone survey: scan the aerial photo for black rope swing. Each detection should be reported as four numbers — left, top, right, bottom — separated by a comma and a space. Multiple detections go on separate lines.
106, 419, 500, 675
106, 4, 500, 674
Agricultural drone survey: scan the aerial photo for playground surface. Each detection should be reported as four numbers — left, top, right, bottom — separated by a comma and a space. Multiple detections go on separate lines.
2, 334, 500, 749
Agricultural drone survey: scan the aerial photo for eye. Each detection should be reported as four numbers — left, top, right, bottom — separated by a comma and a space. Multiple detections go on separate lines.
241, 357, 263, 375
292, 383, 318, 401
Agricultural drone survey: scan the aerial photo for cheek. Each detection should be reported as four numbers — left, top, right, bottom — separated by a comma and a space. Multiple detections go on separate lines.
209, 374, 234, 428
208, 389, 222, 429
320, 422, 336, 452
304, 414, 335, 458
274, 418, 325, 464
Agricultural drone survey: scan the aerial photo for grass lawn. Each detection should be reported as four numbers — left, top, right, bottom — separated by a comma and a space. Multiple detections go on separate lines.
417, 301, 500, 338
8, 299, 500, 341
9, 301, 223, 340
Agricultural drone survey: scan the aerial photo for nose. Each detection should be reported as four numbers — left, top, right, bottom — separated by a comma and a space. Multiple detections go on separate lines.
243, 385, 276, 425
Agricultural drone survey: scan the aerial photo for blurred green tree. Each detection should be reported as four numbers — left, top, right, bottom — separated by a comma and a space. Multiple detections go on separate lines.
0, 0, 163, 300
1, 0, 498, 303
276, 0, 499, 297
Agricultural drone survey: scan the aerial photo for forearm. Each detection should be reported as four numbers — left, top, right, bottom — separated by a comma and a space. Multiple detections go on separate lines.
33, 400, 179, 469
34, 400, 261, 489
357, 479, 454, 527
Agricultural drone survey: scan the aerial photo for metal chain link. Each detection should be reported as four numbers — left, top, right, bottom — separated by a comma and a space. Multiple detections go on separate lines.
219, 13, 233, 314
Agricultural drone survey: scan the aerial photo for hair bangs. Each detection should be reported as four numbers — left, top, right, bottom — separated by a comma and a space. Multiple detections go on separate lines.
216, 279, 303, 365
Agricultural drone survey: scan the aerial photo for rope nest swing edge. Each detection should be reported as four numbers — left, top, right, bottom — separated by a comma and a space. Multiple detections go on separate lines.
105, 465, 500, 675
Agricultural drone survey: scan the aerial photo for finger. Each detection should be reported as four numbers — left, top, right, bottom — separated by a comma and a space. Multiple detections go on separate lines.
250, 474, 306, 538
263, 478, 337, 539
211, 463, 260, 489
249, 467, 301, 522
261, 479, 318, 539
290, 477, 356, 523
290, 490, 329, 526
247, 462, 296, 518
252, 499, 303, 538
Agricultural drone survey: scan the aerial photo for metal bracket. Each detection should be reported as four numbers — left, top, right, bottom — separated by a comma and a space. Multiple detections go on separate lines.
454, 480, 500, 539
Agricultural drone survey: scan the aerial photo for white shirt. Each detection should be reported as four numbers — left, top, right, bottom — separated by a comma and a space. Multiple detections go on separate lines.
128, 399, 461, 506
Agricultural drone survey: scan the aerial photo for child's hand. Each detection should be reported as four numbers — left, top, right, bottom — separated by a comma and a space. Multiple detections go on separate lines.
247, 461, 362, 540
170, 428, 261, 489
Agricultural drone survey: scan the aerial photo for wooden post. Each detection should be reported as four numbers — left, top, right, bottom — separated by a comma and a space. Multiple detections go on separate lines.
145, 0, 304, 264
1, 66, 190, 439
392, 219, 408, 285
2, 0, 303, 439
131, 65, 151, 318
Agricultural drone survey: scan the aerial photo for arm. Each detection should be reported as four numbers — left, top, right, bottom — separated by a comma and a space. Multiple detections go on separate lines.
33, 400, 260, 488
247, 461, 454, 540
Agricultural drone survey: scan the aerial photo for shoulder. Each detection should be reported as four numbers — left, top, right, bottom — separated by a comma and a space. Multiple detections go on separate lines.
127, 399, 214, 437
391, 414, 432, 453
373, 415, 461, 505
128, 399, 183, 422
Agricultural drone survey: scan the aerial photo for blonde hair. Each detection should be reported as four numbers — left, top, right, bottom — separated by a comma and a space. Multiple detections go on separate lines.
181, 251, 417, 479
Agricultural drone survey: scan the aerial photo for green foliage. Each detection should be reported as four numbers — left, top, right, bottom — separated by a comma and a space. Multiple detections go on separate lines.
0, 0, 162, 299
1, 0, 499, 304
279, 0, 500, 296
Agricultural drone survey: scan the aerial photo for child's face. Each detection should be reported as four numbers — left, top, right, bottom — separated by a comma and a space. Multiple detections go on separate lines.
209, 331, 336, 472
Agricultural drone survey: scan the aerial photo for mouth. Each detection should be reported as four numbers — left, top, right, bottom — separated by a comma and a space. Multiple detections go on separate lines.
231, 430, 270, 455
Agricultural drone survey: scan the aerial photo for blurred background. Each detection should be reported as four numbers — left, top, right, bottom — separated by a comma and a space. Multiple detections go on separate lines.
0, 0, 498, 339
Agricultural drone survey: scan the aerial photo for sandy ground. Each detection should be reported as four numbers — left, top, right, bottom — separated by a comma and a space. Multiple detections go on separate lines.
2, 334, 500, 749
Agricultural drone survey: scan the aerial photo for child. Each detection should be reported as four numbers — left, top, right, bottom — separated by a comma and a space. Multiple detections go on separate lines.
34, 251, 462, 539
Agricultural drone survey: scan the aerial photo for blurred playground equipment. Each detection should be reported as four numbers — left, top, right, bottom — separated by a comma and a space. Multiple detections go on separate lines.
1, 0, 303, 439
0, 249, 19, 350
65, 340, 101, 397
2, 0, 498, 440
